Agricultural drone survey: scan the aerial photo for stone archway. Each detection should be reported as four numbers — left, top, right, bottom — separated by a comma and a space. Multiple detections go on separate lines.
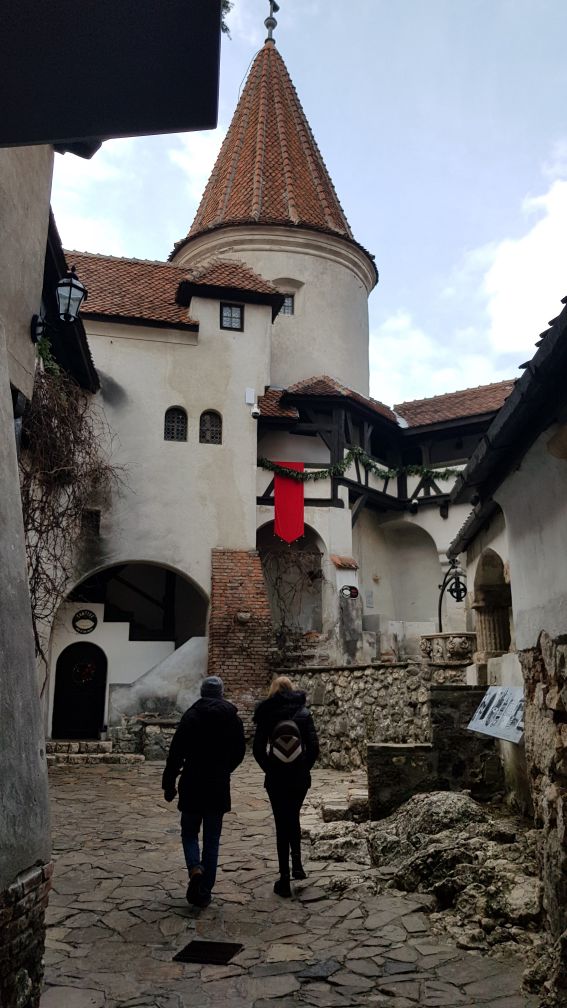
48, 561, 209, 737
256, 521, 326, 643
473, 548, 513, 659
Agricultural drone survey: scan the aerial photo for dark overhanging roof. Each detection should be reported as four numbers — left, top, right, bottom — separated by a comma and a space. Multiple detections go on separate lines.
0, 0, 221, 152
449, 296, 567, 556
45, 214, 100, 393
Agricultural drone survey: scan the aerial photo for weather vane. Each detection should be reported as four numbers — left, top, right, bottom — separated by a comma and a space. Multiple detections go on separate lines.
265, 0, 280, 40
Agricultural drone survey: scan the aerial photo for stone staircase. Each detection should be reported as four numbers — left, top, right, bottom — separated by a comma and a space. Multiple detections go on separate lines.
46, 740, 144, 766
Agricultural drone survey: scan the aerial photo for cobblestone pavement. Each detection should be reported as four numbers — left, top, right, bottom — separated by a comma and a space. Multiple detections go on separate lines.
41, 759, 541, 1008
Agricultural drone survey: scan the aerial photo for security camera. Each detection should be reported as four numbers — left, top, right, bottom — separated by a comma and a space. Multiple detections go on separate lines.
250, 403, 261, 419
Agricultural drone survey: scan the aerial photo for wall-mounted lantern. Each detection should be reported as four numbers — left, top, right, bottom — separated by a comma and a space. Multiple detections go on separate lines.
31, 267, 88, 343
438, 558, 467, 632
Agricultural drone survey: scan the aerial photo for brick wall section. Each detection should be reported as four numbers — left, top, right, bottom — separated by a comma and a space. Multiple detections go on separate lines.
0, 861, 53, 1008
208, 549, 274, 730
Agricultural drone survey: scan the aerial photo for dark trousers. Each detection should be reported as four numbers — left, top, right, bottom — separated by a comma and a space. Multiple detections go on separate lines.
180, 811, 224, 894
266, 781, 309, 878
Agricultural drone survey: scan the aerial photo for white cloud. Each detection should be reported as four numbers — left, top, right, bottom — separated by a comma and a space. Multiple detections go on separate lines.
542, 139, 567, 180
482, 179, 567, 354
168, 127, 227, 204
372, 146, 567, 404
369, 311, 508, 406
51, 139, 137, 254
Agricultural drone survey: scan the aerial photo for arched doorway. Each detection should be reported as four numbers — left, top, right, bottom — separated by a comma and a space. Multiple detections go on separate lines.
473, 548, 513, 657
52, 642, 107, 740
257, 522, 325, 637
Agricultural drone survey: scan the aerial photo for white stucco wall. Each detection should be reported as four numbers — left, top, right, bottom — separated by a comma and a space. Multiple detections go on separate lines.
173, 226, 375, 395
495, 426, 567, 650
48, 602, 176, 734
0, 145, 53, 398
83, 297, 272, 596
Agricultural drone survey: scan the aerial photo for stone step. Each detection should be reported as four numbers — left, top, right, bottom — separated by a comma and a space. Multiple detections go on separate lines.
46, 740, 113, 754
47, 753, 144, 766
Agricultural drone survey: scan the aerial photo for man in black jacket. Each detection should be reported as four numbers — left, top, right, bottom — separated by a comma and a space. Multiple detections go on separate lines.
162, 676, 245, 907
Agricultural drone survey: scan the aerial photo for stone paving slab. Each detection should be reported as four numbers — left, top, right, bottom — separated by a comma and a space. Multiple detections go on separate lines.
40, 760, 541, 1007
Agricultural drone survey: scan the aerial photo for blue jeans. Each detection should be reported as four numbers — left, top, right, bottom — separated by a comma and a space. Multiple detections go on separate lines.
181, 811, 224, 894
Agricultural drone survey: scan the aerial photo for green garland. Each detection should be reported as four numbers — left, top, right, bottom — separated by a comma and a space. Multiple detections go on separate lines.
258, 446, 461, 483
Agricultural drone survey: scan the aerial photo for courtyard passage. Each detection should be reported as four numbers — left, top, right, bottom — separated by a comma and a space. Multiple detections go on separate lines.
42, 759, 540, 1008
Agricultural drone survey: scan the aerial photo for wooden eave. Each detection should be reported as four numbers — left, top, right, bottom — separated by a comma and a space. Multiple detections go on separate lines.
82, 311, 199, 333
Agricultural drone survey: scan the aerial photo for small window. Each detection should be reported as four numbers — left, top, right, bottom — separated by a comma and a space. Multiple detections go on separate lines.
199, 410, 222, 445
220, 303, 244, 331
280, 294, 295, 316
164, 406, 187, 442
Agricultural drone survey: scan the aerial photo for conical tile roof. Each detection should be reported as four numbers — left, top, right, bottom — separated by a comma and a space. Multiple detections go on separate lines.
172, 40, 372, 262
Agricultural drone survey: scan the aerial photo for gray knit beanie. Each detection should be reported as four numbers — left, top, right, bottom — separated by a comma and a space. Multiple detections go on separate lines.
201, 675, 224, 699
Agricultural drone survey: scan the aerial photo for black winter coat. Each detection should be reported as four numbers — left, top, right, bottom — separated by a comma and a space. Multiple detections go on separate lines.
252, 689, 319, 790
162, 697, 245, 814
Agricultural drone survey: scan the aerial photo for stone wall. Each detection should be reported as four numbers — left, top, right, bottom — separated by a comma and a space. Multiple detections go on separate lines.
367, 685, 505, 818
208, 549, 274, 728
295, 663, 431, 769
0, 861, 53, 1008
520, 630, 567, 996
430, 684, 504, 799
109, 716, 178, 760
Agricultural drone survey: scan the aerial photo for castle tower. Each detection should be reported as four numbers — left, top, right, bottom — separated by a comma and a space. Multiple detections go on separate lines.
170, 28, 378, 395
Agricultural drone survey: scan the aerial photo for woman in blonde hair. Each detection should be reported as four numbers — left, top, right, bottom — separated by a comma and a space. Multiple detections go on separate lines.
253, 675, 319, 897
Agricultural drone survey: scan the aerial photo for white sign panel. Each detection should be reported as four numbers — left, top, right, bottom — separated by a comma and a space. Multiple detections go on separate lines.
468, 685, 524, 744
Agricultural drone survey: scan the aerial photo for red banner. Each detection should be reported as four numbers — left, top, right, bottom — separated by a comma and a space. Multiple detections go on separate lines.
274, 462, 305, 544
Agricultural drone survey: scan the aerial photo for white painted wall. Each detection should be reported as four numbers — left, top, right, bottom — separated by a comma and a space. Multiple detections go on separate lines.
495, 427, 567, 650
173, 226, 375, 395
0, 145, 53, 399
83, 298, 272, 596
48, 602, 176, 734
109, 635, 208, 723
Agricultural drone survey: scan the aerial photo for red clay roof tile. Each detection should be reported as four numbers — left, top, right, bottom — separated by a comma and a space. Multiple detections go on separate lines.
258, 376, 397, 422
287, 376, 398, 422
185, 259, 278, 295
394, 380, 515, 427
67, 251, 197, 328
257, 387, 300, 419
171, 42, 375, 274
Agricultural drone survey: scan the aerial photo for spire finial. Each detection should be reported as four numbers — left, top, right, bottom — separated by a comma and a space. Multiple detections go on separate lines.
264, 0, 279, 41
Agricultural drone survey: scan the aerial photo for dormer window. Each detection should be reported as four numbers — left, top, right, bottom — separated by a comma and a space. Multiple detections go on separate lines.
220, 303, 244, 331
281, 294, 295, 316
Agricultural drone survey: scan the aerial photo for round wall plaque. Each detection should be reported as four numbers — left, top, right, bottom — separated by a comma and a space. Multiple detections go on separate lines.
72, 609, 98, 634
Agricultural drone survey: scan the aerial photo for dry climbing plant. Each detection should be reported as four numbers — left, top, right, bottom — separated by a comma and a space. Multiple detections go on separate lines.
260, 548, 326, 666
19, 366, 120, 680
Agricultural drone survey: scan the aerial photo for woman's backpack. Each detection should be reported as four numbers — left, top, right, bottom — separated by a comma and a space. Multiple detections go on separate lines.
268, 719, 305, 766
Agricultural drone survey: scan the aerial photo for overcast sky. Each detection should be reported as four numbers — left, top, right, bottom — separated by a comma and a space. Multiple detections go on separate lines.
52, 0, 567, 406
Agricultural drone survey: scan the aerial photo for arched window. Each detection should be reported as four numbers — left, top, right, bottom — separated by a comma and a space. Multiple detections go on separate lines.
199, 410, 222, 445
164, 406, 187, 442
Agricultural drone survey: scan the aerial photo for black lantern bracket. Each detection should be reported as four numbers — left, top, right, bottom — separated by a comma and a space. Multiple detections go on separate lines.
31, 267, 88, 343
438, 558, 467, 632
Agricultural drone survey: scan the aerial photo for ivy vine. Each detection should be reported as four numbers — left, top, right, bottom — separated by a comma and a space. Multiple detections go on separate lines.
258, 446, 461, 483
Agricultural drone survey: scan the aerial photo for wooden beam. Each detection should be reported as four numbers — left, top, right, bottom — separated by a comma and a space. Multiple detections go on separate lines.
351, 493, 368, 527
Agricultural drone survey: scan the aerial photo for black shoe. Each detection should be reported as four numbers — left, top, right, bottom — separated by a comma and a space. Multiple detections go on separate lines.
194, 885, 211, 909
273, 876, 291, 898
291, 862, 307, 880
186, 867, 204, 905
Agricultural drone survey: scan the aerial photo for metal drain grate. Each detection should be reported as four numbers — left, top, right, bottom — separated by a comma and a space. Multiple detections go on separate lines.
173, 940, 243, 965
